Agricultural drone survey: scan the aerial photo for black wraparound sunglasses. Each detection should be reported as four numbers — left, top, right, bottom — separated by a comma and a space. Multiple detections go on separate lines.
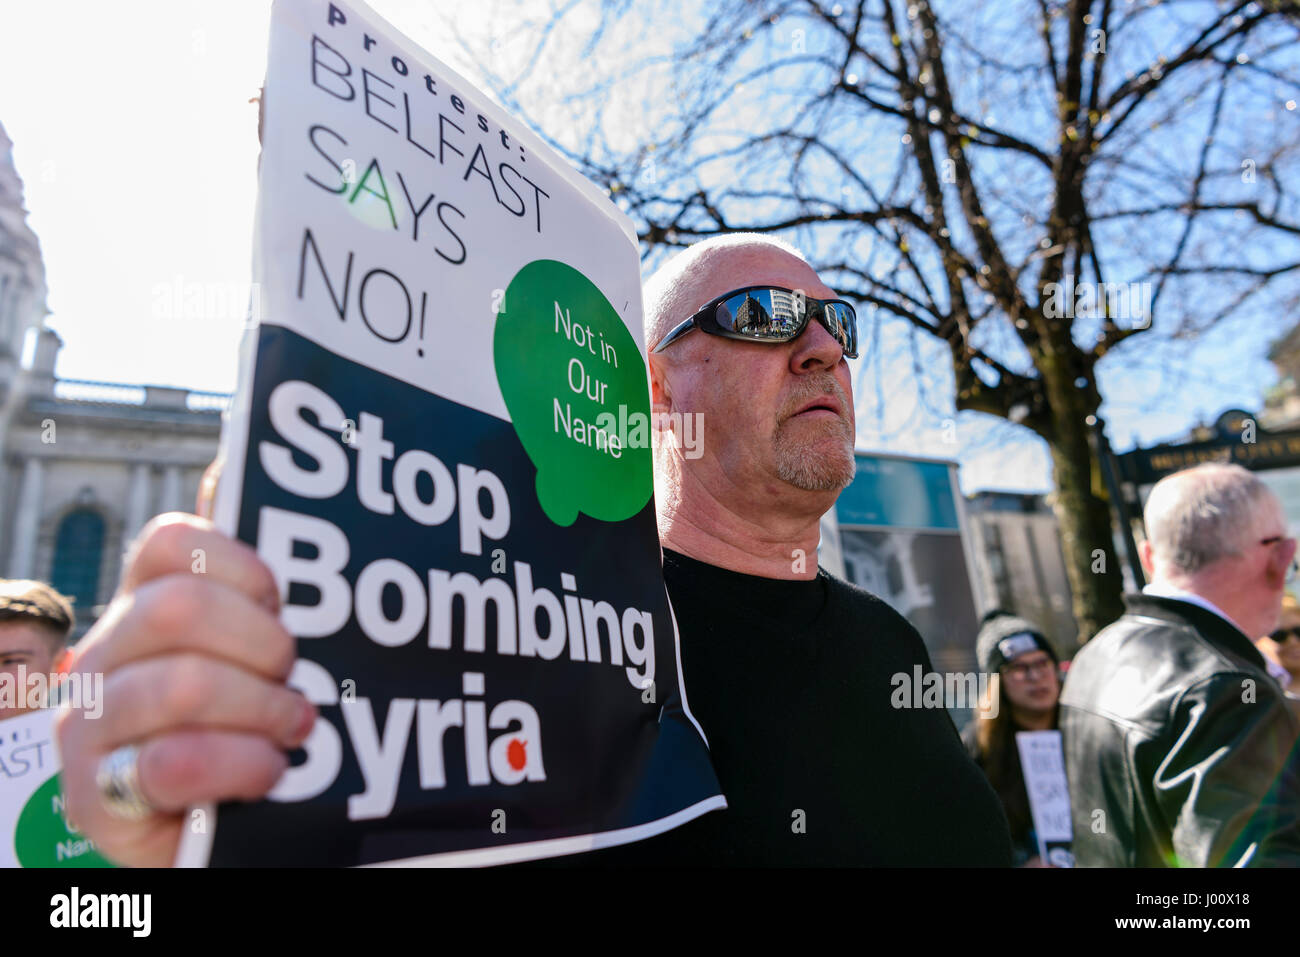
652, 285, 859, 358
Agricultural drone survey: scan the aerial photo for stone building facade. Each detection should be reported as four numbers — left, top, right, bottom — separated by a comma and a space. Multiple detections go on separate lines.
0, 122, 225, 638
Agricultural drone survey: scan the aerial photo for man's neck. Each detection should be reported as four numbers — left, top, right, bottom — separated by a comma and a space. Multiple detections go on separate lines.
655, 466, 831, 580
1145, 575, 1254, 637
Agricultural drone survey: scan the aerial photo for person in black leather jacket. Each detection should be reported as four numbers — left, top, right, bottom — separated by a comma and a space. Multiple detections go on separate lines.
1060, 462, 1300, 867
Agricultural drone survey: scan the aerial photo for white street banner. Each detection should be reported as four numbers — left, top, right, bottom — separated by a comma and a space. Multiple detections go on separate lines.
0, 708, 111, 867
1015, 730, 1074, 868
176, 0, 723, 867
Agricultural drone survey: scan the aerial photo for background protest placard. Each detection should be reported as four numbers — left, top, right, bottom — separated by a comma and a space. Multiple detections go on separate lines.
0, 708, 111, 868
1015, 730, 1074, 868
175, 0, 723, 867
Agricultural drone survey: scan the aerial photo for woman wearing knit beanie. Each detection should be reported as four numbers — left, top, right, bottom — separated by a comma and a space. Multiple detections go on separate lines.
961, 609, 1062, 867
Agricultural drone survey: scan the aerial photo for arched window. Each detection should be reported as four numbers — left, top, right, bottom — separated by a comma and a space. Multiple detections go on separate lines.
50, 509, 105, 617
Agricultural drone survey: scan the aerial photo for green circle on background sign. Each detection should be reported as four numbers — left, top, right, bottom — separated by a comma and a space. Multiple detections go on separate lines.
15, 773, 113, 867
494, 259, 653, 527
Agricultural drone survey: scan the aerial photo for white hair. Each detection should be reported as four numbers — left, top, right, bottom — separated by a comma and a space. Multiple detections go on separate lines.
1144, 463, 1280, 574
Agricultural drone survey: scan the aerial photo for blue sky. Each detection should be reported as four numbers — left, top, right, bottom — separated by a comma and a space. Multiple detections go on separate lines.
0, 0, 1292, 495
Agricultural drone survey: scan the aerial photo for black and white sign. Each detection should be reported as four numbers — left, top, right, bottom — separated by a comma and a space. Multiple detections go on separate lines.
1015, 730, 1074, 868
175, 0, 723, 867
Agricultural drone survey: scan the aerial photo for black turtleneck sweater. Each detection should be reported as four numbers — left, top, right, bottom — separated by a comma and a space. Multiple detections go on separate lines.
539, 548, 1012, 866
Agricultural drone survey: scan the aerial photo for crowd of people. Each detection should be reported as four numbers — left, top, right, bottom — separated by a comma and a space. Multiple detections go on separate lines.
964, 462, 1300, 867
2, 234, 1297, 867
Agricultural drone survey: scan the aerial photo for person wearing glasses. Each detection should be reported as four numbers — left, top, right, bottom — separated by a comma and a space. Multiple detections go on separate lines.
583, 233, 1011, 864
1060, 462, 1300, 867
54, 232, 1011, 866
1257, 592, 1300, 694
963, 610, 1062, 867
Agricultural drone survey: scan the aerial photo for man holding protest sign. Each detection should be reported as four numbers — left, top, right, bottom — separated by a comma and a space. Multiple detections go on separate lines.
55, 232, 1011, 866
570, 234, 1012, 865
53, 0, 1009, 867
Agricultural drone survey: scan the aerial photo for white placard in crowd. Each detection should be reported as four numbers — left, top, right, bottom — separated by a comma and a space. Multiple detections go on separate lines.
0, 707, 110, 867
1016, 729, 1075, 867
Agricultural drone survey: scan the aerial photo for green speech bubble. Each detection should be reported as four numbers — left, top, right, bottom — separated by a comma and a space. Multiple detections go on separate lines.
494, 259, 653, 527
15, 773, 113, 867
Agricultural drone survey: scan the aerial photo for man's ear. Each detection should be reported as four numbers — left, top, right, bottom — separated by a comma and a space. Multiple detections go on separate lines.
1138, 539, 1155, 576
1266, 538, 1296, 588
649, 354, 672, 416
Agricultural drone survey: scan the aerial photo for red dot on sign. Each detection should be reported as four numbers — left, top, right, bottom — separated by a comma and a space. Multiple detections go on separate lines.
507, 738, 527, 771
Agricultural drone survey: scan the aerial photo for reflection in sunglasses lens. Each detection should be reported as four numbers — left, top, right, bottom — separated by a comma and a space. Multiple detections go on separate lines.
712, 289, 857, 356
718, 290, 801, 340
821, 303, 855, 355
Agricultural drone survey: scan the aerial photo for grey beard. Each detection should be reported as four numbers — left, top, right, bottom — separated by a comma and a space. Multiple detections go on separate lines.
774, 429, 857, 491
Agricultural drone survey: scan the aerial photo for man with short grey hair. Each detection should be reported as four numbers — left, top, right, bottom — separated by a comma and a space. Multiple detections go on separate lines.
1060, 463, 1300, 866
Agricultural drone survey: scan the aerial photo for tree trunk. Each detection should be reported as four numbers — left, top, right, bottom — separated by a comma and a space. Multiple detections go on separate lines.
1039, 373, 1127, 645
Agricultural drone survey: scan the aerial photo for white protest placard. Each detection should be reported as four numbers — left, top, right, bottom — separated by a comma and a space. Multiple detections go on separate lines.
1015, 729, 1074, 867
174, 0, 724, 867
0, 708, 110, 867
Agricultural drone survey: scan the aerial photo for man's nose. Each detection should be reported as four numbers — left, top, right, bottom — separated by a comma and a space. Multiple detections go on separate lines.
789, 314, 845, 371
